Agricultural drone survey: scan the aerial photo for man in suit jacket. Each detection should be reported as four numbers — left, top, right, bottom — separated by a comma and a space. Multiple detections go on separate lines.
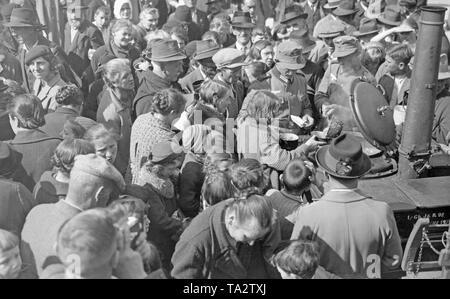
20, 154, 126, 278
64, 4, 104, 77
301, 0, 326, 33
291, 134, 403, 279
184, 0, 210, 35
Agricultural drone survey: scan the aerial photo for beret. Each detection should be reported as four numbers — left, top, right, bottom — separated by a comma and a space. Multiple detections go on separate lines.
25, 45, 54, 65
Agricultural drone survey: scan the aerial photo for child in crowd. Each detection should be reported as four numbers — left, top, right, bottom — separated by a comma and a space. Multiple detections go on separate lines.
0, 229, 22, 279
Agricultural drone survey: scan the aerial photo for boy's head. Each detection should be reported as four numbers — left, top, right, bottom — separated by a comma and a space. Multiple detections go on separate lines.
385, 44, 413, 76
281, 160, 312, 195
273, 240, 320, 279
0, 229, 21, 279
94, 6, 111, 29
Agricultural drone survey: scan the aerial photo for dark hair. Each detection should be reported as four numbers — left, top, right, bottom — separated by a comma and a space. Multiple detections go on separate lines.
170, 25, 188, 44
51, 138, 95, 176
229, 159, 267, 197
55, 85, 83, 106
387, 44, 413, 64
202, 170, 234, 206
0, 80, 26, 111
248, 40, 273, 61
272, 240, 320, 279
226, 194, 274, 229
7, 94, 45, 129
282, 160, 312, 194
150, 88, 186, 115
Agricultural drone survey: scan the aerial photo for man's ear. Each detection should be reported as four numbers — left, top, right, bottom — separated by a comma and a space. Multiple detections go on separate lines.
398, 62, 405, 70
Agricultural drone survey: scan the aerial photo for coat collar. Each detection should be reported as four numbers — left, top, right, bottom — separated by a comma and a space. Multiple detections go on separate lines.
10, 129, 61, 145
321, 188, 371, 203
280, 190, 308, 205
53, 106, 79, 116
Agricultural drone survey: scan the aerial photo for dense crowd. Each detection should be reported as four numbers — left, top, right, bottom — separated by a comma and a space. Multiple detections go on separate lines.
0, 0, 449, 279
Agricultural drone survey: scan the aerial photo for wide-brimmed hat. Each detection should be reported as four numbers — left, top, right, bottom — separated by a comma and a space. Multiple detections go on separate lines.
151, 39, 187, 62
150, 141, 183, 164
0, 142, 20, 178
290, 29, 317, 54
332, 35, 360, 58
377, 5, 402, 27
4, 8, 44, 28
280, 5, 308, 24
231, 11, 255, 29
333, 0, 358, 17
438, 54, 450, 81
275, 40, 306, 70
316, 134, 371, 179
213, 48, 247, 69
324, 0, 341, 10
353, 18, 380, 37
194, 40, 221, 61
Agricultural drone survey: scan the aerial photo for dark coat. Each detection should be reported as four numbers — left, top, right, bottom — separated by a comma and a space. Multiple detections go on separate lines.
125, 184, 183, 271
171, 199, 281, 279
63, 20, 104, 77
301, 0, 326, 34
90, 41, 140, 75
17, 35, 78, 93
133, 70, 182, 117
40, 106, 97, 138
0, 178, 35, 237
33, 171, 68, 205
8, 129, 61, 191
191, 9, 210, 36
178, 152, 205, 218
0, 49, 22, 83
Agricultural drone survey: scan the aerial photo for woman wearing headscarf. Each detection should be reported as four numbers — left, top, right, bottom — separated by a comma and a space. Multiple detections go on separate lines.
113, 0, 141, 24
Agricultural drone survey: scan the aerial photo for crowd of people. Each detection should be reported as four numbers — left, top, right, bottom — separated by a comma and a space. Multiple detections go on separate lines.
0, 0, 449, 279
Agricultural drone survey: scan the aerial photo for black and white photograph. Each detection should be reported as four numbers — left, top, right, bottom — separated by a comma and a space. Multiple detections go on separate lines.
0, 0, 450, 284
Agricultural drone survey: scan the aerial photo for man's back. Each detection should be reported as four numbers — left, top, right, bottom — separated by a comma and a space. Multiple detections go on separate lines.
291, 189, 402, 278
20, 200, 81, 278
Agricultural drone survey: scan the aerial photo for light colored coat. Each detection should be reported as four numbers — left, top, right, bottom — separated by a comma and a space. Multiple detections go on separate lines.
291, 189, 403, 279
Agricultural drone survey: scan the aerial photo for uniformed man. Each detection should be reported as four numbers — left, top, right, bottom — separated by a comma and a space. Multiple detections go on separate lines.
291, 133, 403, 279
245, 40, 314, 130
314, 35, 376, 130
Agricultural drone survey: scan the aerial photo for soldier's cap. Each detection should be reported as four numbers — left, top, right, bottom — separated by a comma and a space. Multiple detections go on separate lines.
25, 45, 54, 65
332, 35, 360, 58
212, 48, 247, 69
316, 19, 345, 38
275, 40, 306, 70
72, 154, 126, 191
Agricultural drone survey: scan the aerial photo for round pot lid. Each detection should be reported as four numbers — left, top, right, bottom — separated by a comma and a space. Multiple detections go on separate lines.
350, 81, 396, 149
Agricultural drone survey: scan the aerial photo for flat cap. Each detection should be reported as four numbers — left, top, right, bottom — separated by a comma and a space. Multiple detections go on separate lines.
72, 154, 126, 191
212, 48, 246, 69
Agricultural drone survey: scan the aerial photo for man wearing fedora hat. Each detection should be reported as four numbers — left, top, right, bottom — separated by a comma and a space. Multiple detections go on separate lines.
352, 17, 380, 46
5, 7, 78, 93
133, 39, 187, 117
291, 133, 403, 278
229, 11, 255, 56
280, 5, 309, 36
315, 35, 376, 130
63, 3, 105, 77
179, 39, 220, 93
